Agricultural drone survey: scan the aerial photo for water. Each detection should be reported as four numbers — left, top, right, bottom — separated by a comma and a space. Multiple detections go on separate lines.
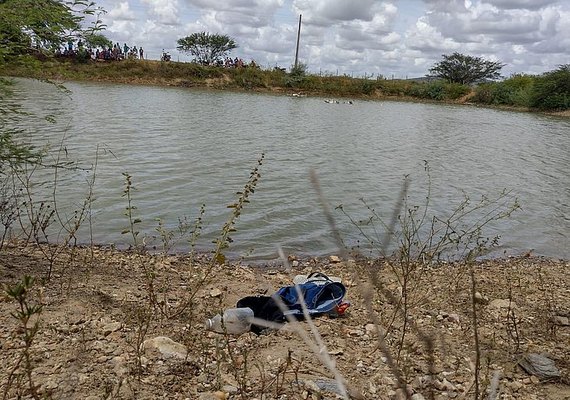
6, 78, 570, 260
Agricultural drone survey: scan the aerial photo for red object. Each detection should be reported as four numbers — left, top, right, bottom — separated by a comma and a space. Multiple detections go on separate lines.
335, 302, 350, 315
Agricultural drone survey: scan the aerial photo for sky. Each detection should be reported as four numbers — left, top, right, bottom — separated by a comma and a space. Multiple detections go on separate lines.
89, 0, 570, 79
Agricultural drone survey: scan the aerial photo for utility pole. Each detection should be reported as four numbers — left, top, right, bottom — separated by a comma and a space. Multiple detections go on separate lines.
294, 14, 302, 69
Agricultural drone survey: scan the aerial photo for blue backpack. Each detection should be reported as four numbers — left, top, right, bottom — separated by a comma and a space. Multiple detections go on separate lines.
276, 276, 346, 317
237, 272, 348, 334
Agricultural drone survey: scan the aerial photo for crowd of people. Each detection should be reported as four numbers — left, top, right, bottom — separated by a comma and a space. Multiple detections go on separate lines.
198, 57, 258, 68
56, 40, 144, 62
55, 39, 259, 68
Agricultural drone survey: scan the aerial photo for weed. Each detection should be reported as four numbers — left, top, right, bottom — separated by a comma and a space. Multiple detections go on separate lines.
3, 276, 43, 400
121, 172, 142, 251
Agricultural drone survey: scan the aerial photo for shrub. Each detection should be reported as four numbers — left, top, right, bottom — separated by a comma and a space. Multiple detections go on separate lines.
232, 67, 267, 89
530, 65, 570, 110
443, 82, 470, 100
473, 75, 535, 107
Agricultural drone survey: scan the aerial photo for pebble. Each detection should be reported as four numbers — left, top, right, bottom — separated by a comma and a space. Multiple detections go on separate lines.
365, 323, 377, 336
447, 314, 460, 324
329, 255, 341, 263
474, 291, 489, 304
103, 322, 122, 336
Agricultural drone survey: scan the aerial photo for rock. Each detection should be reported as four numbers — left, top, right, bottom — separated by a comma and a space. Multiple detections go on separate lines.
198, 392, 228, 400
221, 385, 238, 394
518, 353, 561, 381
365, 323, 377, 336
142, 336, 188, 360
474, 292, 489, 304
506, 380, 523, 392
488, 299, 517, 309
103, 322, 122, 336
447, 314, 460, 324
411, 394, 426, 400
435, 378, 456, 392
348, 329, 364, 337
111, 356, 129, 377
303, 379, 322, 394
210, 288, 222, 298
291, 260, 299, 267
552, 315, 569, 326
329, 255, 341, 263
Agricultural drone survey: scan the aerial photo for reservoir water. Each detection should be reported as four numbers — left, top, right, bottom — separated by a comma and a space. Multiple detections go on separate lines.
7, 78, 570, 261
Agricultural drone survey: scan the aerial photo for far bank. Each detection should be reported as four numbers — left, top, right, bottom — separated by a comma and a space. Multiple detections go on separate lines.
2, 57, 569, 117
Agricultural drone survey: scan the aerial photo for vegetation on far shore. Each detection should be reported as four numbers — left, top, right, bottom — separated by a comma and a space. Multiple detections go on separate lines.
1, 56, 569, 116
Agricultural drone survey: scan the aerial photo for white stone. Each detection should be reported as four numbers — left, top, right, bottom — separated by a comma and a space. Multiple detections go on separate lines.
142, 336, 188, 360
488, 299, 517, 309
103, 322, 122, 336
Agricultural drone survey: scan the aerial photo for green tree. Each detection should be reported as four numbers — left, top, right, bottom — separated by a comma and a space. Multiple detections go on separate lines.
83, 33, 112, 49
0, 0, 103, 60
429, 52, 505, 85
530, 64, 570, 111
1, 1, 104, 169
177, 32, 238, 65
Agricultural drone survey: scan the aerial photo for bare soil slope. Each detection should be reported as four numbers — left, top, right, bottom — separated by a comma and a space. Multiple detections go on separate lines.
1, 243, 569, 399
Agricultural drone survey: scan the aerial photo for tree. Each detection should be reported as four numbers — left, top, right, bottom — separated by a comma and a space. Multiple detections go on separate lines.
177, 32, 237, 65
429, 53, 505, 85
0, 1, 104, 169
83, 33, 112, 49
0, 0, 104, 60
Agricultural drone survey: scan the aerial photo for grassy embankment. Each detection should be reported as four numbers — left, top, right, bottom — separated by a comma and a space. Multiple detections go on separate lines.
3, 57, 570, 116
0, 57, 474, 102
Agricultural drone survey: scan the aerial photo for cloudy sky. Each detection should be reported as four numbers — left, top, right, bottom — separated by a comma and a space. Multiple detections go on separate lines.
90, 0, 569, 78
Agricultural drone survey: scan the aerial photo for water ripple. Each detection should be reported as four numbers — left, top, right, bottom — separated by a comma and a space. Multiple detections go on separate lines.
9, 78, 570, 260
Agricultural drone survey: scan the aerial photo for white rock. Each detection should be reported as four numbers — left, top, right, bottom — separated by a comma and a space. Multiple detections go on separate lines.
488, 299, 517, 309
103, 322, 122, 336
142, 336, 188, 360
365, 323, 377, 336
447, 314, 460, 324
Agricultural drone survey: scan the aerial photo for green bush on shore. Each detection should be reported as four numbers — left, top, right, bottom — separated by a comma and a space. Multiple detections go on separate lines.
472, 68, 570, 111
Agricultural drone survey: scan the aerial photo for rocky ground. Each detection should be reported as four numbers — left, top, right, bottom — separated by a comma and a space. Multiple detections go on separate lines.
1, 243, 569, 400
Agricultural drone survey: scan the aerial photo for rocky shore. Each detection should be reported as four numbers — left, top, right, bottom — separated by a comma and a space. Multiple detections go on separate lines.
1, 243, 569, 399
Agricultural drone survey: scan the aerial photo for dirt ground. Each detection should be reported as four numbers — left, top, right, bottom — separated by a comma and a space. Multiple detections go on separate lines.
0, 243, 569, 400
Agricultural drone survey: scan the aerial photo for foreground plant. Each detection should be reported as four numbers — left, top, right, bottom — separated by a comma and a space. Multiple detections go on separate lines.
3, 275, 43, 400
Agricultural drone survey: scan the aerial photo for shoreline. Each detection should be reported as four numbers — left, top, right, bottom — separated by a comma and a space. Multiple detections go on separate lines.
2, 59, 568, 118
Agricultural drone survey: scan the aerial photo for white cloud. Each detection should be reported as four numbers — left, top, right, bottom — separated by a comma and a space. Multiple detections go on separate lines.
141, 0, 181, 25
108, 2, 137, 21
93, 0, 570, 77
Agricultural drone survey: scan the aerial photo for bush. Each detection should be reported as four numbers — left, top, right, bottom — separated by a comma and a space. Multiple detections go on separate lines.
472, 75, 535, 107
443, 82, 470, 100
530, 65, 570, 110
232, 67, 267, 89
